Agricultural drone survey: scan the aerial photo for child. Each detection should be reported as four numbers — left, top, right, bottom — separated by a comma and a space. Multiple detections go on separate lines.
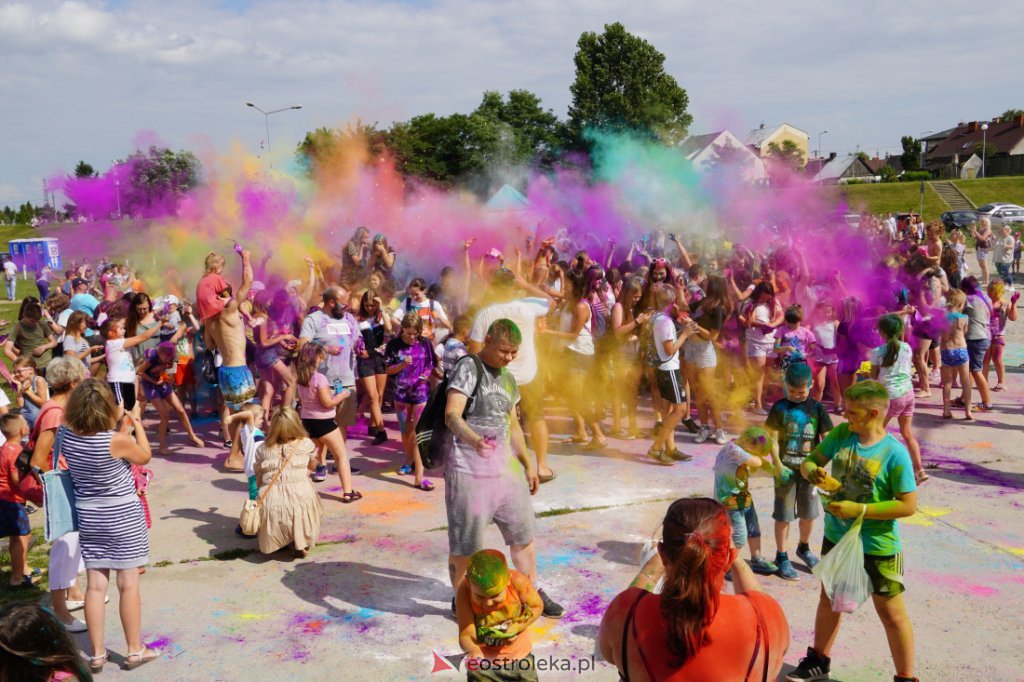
788, 381, 918, 682
983, 281, 1019, 391
226, 403, 266, 537
295, 342, 361, 501
940, 289, 972, 421
870, 315, 925, 484
62, 310, 102, 375
101, 316, 161, 413
809, 298, 841, 408
456, 549, 543, 680
12, 357, 48, 431
0, 602, 92, 680
139, 341, 205, 452
774, 304, 816, 370
385, 313, 436, 491
440, 313, 472, 376
158, 295, 183, 342
0, 414, 38, 587
712, 426, 783, 575
765, 363, 833, 581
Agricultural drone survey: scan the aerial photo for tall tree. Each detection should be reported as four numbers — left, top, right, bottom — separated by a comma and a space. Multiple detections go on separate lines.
387, 113, 500, 184
900, 135, 922, 171
567, 22, 692, 146
1000, 108, 1024, 120
73, 161, 97, 178
472, 90, 564, 166
295, 120, 388, 175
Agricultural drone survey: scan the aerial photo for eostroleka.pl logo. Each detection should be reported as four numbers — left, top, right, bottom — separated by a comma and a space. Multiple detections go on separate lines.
430, 651, 468, 673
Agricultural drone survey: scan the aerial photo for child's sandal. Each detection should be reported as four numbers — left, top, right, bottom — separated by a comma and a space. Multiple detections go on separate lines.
341, 490, 363, 503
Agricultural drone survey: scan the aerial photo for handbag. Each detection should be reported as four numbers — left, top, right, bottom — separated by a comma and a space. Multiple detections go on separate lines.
238, 444, 295, 536
41, 426, 79, 542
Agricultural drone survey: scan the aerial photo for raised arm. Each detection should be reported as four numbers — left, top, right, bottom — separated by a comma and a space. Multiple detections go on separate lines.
235, 250, 254, 304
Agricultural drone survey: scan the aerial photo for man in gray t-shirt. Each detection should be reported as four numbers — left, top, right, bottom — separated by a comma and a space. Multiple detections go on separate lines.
443, 318, 563, 619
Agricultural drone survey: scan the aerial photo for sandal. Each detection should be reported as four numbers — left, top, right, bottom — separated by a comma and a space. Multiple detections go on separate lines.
992, 384, 1006, 392
582, 439, 608, 451
538, 470, 558, 484
418, 479, 435, 492
951, 397, 965, 408
560, 435, 588, 445
341, 490, 363, 503
612, 429, 635, 440
915, 470, 930, 484
88, 651, 108, 674
397, 464, 413, 475
8, 575, 39, 588
124, 647, 161, 670
976, 403, 993, 412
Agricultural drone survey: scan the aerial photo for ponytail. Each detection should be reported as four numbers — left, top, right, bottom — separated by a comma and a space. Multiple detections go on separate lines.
657, 498, 733, 663
877, 314, 904, 368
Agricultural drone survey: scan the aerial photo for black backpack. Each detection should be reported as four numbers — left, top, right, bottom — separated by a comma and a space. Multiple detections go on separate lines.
414, 354, 484, 470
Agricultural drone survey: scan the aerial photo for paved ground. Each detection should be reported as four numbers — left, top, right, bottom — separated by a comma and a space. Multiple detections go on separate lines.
27, 324, 1024, 681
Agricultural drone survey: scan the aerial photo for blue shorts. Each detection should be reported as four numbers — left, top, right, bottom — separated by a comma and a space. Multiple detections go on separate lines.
218, 365, 257, 411
727, 504, 761, 549
0, 499, 31, 537
940, 348, 969, 367
966, 338, 991, 372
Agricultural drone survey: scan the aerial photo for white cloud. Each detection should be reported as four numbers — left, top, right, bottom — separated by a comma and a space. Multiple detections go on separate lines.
1, 0, 1022, 205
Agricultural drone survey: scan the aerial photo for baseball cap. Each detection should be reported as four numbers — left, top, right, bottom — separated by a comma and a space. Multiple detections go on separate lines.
71, 277, 87, 289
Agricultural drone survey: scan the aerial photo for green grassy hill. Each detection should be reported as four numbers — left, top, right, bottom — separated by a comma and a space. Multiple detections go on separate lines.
826, 176, 1024, 222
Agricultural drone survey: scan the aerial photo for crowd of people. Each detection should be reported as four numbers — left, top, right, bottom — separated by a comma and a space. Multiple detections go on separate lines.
0, 211, 1018, 681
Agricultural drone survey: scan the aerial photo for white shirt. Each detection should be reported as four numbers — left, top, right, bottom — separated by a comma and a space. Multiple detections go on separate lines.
653, 313, 680, 370
105, 338, 137, 383
469, 297, 550, 385
3, 261, 16, 279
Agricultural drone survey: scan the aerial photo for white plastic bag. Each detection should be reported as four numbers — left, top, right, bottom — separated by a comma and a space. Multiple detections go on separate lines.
813, 510, 873, 613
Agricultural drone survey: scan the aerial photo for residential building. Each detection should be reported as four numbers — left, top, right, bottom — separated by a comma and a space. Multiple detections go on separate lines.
745, 123, 810, 166
810, 153, 876, 185
923, 117, 1024, 178
678, 130, 767, 183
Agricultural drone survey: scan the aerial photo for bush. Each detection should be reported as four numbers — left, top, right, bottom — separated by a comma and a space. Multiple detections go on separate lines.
900, 171, 931, 182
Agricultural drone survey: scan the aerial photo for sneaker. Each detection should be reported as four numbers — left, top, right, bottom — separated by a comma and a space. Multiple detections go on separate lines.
785, 647, 831, 681
776, 553, 799, 581
714, 428, 728, 445
694, 425, 711, 444
667, 448, 693, 462
749, 555, 778, 575
647, 447, 675, 466
61, 617, 87, 633
682, 418, 700, 434
538, 589, 564, 619
372, 429, 387, 445
397, 464, 414, 475
796, 546, 820, 570
312, 465, 327, 482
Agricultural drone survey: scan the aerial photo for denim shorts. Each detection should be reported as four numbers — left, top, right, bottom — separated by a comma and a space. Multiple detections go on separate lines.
941, 348, 968, 367
966, 338, 991, 372
727, 504, 761, 549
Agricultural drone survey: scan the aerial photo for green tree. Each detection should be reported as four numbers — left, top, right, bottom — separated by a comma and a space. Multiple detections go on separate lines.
73, 161, 97, 178
119, 146, 202, 216
975, 142, 997, 160
704, 140, 754, 177
295, 120, 388, 175
900, 135, 922, 172
387, 113, 500, 184
567, 22, 692, 146
1000, 108, 1024, 120
765, 140, 804, 181
473, 90, 563, 166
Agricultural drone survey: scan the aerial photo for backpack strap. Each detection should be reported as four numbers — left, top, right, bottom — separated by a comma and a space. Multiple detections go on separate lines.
462, 354, 485, 416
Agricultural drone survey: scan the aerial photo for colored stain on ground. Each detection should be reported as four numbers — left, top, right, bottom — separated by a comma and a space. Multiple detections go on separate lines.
289, 613, 331, 634
915, 572, 999, 597
964, 442, 993, 449
563, 593, 606, 624
903, 506, 952, 527
237, 612, 269, 621
354, 489, 432, 516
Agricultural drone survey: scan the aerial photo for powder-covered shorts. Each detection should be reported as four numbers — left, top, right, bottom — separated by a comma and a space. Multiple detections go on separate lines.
886, 391, 915, 420
142, 380, 173, 402
773, 474, 820, 523
444, 469, 535, 557
746, 338, 775, 358
683, 338, 717, 369
941, 348, 969, 367
218, 365, 257, 411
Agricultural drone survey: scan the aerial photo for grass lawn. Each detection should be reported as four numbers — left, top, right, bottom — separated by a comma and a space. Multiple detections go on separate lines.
0, 528, 50, 605
826, 182, 947, 221
952, 177, 1024, 207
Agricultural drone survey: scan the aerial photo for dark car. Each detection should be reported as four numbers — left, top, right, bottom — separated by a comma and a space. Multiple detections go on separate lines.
940, 210, 978, 230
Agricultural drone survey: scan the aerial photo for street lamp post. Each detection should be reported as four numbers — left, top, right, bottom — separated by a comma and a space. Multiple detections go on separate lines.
817, 130, 828, 159
114, 180, 121, 219
245, 102, 302, 168
981, 123, 989, 178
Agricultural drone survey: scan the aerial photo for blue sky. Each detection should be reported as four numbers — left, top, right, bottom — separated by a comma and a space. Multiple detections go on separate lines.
1, 0, 1021, 206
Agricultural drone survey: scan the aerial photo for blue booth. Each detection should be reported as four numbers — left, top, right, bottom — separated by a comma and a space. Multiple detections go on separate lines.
8, 238, 62, 274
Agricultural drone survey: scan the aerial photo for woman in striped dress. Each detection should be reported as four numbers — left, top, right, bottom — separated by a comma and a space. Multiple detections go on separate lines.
62, 379, 160, 672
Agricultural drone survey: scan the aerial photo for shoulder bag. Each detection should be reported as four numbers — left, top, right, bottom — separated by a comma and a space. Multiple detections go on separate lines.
40, 426, 79, 541
238, 443, 296, 536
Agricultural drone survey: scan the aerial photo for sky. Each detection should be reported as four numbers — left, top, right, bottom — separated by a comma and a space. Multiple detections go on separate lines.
1, 0, 1022, 206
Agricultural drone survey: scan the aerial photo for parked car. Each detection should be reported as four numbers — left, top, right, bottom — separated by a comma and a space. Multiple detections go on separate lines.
940, 210, 979, 230
975, 203, 1024, 228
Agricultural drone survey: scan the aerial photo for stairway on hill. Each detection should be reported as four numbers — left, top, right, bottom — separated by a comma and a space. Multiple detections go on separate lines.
931, 181, 975, 211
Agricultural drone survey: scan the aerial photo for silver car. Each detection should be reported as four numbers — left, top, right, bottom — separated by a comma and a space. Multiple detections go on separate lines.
975, 203, 1024, 228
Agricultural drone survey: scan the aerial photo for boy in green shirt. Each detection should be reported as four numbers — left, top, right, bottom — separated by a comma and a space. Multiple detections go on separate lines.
786, 381, 918, 682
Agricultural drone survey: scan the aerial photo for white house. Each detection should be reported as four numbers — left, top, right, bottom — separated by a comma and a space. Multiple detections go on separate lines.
678, 130, 767, 183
